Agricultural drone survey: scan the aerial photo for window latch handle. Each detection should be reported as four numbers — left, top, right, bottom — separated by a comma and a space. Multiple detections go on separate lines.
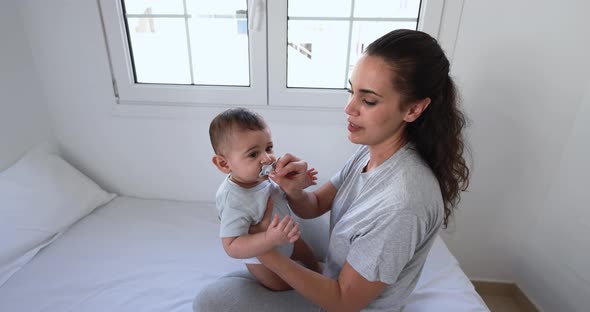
248, 0, 265, 31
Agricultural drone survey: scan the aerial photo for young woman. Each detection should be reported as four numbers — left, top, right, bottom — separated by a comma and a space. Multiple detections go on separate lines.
195, 29, 470, 312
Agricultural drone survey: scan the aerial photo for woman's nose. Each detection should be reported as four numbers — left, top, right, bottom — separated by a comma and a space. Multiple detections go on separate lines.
344, 97, 359, 116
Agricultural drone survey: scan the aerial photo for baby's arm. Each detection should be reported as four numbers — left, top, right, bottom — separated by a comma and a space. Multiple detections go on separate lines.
222, 214, 300, 259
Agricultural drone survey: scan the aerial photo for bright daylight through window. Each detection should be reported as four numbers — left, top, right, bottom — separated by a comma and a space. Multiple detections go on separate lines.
123, 1, 250, 86
121, 0, 420, 89
99, 0, 455, 108
286, 0, 420, 89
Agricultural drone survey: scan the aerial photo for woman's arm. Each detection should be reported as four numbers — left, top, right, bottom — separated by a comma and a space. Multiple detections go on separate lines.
291, 239, 321, 273
271, 153, 337, 219
288, 181, 336, 219
258, 250, 387, 312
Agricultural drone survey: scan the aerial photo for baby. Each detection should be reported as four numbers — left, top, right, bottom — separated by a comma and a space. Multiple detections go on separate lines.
209, 107, 320, 291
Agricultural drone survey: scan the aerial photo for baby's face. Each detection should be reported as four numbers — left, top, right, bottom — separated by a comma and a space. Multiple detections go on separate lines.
223, 128, 276, 188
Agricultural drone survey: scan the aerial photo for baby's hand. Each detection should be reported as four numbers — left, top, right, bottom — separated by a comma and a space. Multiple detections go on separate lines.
265, 214, 300, 246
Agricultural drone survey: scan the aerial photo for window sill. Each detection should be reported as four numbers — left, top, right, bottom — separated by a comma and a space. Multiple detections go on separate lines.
109, 100, 347, 124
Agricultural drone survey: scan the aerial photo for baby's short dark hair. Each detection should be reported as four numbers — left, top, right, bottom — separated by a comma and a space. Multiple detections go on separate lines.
209, 107, 267, 154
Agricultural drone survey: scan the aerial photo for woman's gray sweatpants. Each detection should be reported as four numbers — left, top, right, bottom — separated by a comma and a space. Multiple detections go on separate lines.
193, 270, 320, 312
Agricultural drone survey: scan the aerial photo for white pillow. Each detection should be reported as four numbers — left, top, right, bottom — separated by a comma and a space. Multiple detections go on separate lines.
0, 143, 116, 286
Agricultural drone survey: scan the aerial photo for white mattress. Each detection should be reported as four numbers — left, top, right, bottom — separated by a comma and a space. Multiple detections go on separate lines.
0, 196, 488, 311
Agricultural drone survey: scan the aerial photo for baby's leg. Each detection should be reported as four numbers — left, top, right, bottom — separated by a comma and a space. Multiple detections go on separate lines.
291, 239, 321, 273
246, 263, 292, 291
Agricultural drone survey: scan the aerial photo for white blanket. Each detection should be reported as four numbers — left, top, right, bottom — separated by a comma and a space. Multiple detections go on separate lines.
0, 196, 488, 311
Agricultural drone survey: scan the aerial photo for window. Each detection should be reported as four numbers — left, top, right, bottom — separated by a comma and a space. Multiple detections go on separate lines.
99, 0, 463, 109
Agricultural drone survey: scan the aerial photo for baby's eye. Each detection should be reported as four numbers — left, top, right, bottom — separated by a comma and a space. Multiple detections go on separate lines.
249, 152, 259, 158
266, 146, 274, 152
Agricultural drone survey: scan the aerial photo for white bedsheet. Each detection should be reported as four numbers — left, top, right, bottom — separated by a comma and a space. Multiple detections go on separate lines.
0, 196, 488, 312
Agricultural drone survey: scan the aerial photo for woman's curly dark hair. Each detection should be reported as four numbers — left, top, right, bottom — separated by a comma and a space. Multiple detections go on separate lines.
366, 29, 470, 228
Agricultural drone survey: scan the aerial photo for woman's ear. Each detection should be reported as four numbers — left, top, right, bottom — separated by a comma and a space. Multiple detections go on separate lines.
212, 155, 231, 174
403, 97, 431, 122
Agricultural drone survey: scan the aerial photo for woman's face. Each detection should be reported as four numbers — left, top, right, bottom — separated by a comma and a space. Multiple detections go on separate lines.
345, 55, 408, 148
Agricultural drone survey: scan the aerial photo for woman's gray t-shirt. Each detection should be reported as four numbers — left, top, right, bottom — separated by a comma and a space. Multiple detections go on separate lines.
325, 144, 443, 312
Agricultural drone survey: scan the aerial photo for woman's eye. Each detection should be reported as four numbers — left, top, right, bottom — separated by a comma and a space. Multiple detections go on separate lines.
346, 88, 353, 95
363, 99, 377, 106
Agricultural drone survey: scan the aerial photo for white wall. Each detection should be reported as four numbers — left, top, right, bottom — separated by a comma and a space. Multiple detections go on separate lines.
16, 0, 590, 311
0, 1, 53, 170
439, 0, 590, 309
514, 81, 590, 312
17, 0, 355, 196
441, 0, 590, 280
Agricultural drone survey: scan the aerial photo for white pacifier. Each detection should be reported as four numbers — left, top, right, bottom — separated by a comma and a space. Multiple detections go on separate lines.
259, 161, 276, 177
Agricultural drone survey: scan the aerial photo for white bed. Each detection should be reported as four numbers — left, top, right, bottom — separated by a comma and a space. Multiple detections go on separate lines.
0, 146, 489, 312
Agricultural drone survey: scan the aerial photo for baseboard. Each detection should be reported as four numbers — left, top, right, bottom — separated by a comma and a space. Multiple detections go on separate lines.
472, 280, 539, 312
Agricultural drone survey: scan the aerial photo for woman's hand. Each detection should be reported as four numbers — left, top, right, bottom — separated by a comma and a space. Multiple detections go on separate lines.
270, 153, 316, 199
305, 168, 319, 188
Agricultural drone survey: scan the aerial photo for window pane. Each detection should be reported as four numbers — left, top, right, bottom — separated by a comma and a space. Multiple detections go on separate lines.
123, 0, 184, 15
354, 0, 421, 18
285, 0, 422, 90
185, 0, 249, 86
188, 17, 250, 86
287, 21, 349, 89
288, 0, 352, 18
186, 0, 246, 15
347, 21, 417, 79
127, 18, 191, 84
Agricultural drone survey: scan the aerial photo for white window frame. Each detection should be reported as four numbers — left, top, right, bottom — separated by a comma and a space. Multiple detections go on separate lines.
99, 0, 463, 109
99, 0, 268, 106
